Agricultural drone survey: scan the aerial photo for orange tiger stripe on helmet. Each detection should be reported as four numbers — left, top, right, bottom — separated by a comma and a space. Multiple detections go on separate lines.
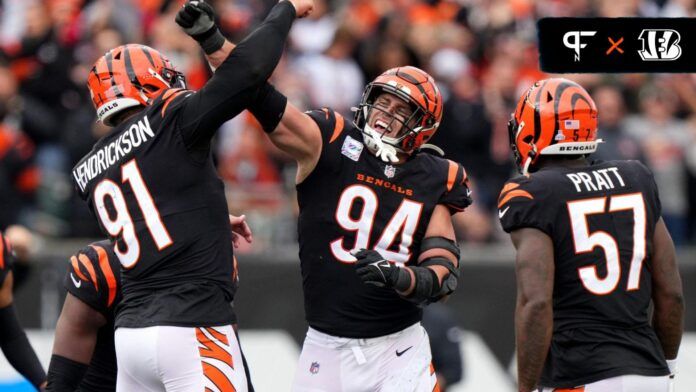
356, 65, 443, 154
509, 78, 598, 174
87, 44, 186, 126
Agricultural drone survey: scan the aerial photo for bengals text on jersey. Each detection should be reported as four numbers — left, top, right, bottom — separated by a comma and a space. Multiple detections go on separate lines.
297, 108, 471, 338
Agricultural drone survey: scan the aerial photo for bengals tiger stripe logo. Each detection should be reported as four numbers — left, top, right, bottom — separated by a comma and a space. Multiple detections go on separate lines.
498, 182, 533, 209
509, 78, 598, 173
196, 327, 237, 391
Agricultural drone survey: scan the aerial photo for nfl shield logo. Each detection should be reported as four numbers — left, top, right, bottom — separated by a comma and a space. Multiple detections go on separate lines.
309, 362, 320, 374
384, 165, 396, 178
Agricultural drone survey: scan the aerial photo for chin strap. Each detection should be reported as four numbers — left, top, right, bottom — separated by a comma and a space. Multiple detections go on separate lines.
521, 144, 537, 175
521, 156, 532, 175
374, 140, 399, 163
363, 123, 400, 163
419, 144, 444, 156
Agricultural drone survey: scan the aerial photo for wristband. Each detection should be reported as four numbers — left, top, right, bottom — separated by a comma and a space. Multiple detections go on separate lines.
46, 354, 89, 391
194, 27, 226, 55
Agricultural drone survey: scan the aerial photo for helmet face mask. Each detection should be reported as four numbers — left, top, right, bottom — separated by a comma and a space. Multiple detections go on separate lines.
88, 44, 186, 127
362, 88, 424, 152
509, 78, 600, 174
354, 66, 442, 160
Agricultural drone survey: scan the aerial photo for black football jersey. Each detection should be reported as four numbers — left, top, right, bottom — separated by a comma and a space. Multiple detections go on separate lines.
0, 232, 13, 286
498, 160, 669, 387
64, 241, 121, 391
71, 89, 236, 328
297, 108, 471, 338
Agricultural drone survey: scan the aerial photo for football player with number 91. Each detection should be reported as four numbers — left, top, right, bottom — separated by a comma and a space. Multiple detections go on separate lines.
70, 0, 312, 390
176, 2, 472, 390
500, 78, 684, 392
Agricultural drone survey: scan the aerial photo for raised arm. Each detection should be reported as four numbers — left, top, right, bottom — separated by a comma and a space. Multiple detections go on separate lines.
650, 218, 684, 368
510, 227, 554, 392
177, 0, 321, 182
173, 0, 304, 149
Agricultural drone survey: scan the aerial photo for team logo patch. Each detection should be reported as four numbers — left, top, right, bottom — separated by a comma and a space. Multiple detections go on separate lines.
309, 361, 320, 374
638, 29, 682, 61
384, 164, 396, 178
341, 136, 363, 162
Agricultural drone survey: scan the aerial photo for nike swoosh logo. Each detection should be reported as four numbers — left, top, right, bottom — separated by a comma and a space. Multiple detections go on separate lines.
498, 206, 510, 219
395, 346, 413, 357
466, 189, 472, 197
70, 273, 82, 288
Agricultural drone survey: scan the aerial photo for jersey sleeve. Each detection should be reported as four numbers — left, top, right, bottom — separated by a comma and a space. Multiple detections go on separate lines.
306, 107, 347, 146
305, 107, 350, 169
0, 233, 13, 286
438, 160, 472, 214
63, 243, 119, 315
497, 175, 555, 235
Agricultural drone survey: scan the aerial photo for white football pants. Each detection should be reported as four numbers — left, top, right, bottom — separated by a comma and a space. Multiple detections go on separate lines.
115, 325, 248, 392
292, 322, 439, 392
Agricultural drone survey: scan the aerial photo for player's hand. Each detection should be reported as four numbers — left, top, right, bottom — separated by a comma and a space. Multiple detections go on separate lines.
176, 1, 217, 37
4, 225, 35, 263
175, 1, 225, 54
285, 0, 314, 18
353, 249, 401, 288
229, 214, 253, 248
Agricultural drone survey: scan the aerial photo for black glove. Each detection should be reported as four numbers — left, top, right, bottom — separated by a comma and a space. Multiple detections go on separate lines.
353, 249, 411, 291
175, 1, 225, 54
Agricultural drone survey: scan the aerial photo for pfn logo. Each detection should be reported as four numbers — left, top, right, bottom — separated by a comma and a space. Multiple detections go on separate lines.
638, 29, 682, 61
563, 31, 597, 61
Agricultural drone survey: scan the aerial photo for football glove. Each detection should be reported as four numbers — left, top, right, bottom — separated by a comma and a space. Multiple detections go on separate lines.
353, 249, 411, 291
175, 1, 225, 54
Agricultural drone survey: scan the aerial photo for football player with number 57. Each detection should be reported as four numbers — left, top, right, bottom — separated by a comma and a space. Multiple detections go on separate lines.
499, 79, 684, 392
176, 1, 471, 390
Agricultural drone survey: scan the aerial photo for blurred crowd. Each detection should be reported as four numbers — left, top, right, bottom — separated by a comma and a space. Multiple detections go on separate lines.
1, 0, 696, 251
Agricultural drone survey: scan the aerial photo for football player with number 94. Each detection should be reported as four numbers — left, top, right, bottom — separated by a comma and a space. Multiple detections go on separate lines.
176, 1, 472, 390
